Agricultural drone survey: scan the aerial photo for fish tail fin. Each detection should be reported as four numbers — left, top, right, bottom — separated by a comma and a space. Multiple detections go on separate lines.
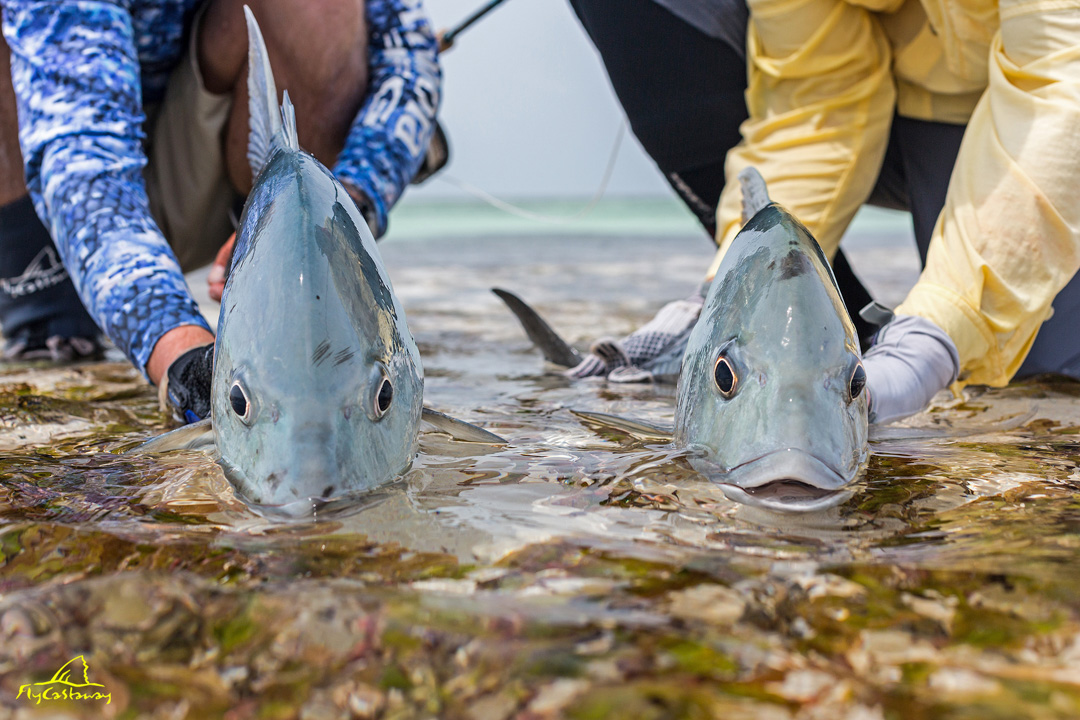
492, 288, 583, 368
244, 5, 295, 180
738, 167, 772, 224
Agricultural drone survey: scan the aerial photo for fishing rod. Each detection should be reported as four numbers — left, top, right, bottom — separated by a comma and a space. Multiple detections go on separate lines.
432, 0, 625, 225
418, 0, 517, 182
439, 0, 514, 51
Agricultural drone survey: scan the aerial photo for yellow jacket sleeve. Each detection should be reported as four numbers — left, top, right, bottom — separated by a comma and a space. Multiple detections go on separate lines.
896, 4, 1080, 388
707, 0, 896, 278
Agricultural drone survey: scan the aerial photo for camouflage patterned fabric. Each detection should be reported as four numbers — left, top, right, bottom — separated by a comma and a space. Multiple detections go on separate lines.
0, 0, 440, 376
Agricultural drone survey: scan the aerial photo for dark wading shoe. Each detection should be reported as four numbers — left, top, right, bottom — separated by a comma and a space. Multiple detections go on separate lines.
503, 169, 870, 512
132, 7, 501, 518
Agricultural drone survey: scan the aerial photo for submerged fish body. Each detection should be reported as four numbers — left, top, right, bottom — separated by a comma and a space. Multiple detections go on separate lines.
213, 149, 423, 511
674, 182, 869, 511
211, 8, 422, 514
132, 9, 503, 517
511, 169, 870, 511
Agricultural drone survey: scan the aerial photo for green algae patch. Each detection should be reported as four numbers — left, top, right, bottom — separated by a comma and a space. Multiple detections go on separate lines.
661, 639, 739, 678
566, 681, 773, 720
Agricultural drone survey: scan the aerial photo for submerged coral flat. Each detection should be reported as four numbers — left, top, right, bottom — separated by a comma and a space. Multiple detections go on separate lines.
3, 235, 1080, 718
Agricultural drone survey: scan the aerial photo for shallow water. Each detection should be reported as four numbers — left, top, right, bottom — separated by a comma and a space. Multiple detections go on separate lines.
3, 232, 1080, 719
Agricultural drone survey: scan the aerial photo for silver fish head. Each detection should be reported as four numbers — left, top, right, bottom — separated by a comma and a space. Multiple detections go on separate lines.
212, 150, 423, 516
674, 204, 868, 512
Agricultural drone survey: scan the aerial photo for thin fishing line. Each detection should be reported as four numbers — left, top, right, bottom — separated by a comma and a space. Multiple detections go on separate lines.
436, 121, 627, 225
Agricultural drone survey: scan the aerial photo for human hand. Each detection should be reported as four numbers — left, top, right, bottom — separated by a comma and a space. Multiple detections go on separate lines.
863, 314, 960, 424
160, 342, 215, 424
338, 184, 381, 238
437, 29, 453, 52
208, 233, 235, 303
411, 122, 449, 185
565, 287, 706, 383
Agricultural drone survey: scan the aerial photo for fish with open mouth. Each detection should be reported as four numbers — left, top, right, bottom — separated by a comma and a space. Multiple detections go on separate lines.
132, 7, 502, 518
517, 169, 870, 512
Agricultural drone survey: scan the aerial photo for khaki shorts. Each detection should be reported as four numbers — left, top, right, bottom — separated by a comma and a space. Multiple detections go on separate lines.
143, 7, 239, 273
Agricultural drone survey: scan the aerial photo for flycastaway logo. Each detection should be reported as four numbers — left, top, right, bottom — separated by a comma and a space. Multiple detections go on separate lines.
16, 655, 112, 705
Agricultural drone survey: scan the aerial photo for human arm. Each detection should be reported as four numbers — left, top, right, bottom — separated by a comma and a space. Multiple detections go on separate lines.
893, 7, 1080, 389
705, 0, 897, 278
1, 1, 211, 378
333, 0, 441, 238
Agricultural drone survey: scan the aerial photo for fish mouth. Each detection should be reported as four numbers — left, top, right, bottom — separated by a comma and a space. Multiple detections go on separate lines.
242, 489, 394, 521
707, 449, 856, 513
220, 462, 396, 521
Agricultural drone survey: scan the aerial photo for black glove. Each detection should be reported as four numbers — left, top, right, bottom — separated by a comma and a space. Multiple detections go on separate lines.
348, 190, 381, 239
411, 121, 449, 185
162, 343, 214, 424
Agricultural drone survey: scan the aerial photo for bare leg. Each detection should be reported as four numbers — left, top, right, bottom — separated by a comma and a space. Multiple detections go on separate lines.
198, 0, 369, 194
0, 34, 28, 206
149, 1, 369, 386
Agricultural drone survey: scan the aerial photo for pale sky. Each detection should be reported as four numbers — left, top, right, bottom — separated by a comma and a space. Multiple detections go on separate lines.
404, 0, 673, 201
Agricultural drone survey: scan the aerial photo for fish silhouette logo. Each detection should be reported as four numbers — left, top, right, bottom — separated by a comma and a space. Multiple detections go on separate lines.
16, 655, 112, 705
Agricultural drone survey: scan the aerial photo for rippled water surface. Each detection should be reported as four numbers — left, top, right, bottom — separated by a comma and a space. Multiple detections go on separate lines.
3, 232, 1080, 719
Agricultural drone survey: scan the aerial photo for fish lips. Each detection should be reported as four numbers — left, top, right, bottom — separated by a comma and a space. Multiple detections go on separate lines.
693, 448, 858, 513
219, 459, 400, 521
247, 489, 394, 521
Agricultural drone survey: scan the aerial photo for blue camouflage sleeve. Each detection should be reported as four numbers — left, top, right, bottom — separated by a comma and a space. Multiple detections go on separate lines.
1, 1, 210, 378
333, 0, 441, 238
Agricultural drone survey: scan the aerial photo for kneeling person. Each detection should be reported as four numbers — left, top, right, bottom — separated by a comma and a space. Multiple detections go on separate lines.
0, 0, 441, 422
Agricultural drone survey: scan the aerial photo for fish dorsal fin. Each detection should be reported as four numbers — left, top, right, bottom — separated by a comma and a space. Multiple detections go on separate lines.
127, 418, 216, 454
422, 407, 507, 444
280, 89, 299, 150
738, 167, 772, 225
572, 410, 674, 442
244, 6, 296, 180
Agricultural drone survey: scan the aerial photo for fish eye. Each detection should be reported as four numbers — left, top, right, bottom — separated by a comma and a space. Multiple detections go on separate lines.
375, 377, 393, 417
713, 355, 737, 399
230, 381, 252, 423
849, 363, 866, 401
366, 362, 394, 421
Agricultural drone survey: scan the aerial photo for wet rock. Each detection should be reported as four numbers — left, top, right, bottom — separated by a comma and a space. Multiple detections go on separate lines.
466, 690, 518, 720
768, 669, 835, 702
667, 584, 746, 626
526, 678, 589, 716
846, 630, 939, 678
331, 681, 386, 719
792, 573, 866, 601
410, 578, 478, 595
927, 667, 1002, 696
901, 590, 957, 632
0, 602, 59, 667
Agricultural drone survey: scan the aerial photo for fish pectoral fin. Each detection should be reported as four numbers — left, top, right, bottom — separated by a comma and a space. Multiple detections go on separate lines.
127, 418, 216, 454
869, 408, 1037, 441
572, 410, 674, 442
422, 407, 507, 445
492, 288, 583, 368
